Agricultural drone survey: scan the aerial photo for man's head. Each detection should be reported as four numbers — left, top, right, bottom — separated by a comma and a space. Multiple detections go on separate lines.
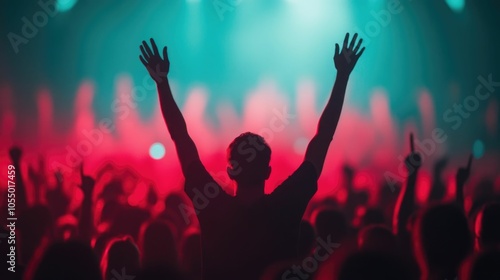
413, 204, 472, 275
226, 132, 271, 186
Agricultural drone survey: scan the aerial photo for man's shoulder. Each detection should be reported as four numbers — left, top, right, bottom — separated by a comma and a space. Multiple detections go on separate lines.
281, 161, 318, 186
269, 161, 318, 200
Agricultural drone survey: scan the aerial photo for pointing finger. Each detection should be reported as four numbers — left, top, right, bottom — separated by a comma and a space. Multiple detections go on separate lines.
467, 153, 473, 171
410, 133, 415, 153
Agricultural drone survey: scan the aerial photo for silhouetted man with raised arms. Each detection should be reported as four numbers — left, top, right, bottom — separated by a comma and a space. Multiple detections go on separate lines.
139, 33, 364, 280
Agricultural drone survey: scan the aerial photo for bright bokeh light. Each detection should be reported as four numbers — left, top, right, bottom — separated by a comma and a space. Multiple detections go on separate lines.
284, 0, 349, 34
56, 0, 78, 12
445, 0, 465, 13
473, 139, 485, 159
293, 137, 309, 154
149, 142, 166, 160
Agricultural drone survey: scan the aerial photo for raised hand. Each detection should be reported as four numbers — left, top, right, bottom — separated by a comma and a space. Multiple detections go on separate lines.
78, 163, 95, 243
342, 165, 355, 182
9, 146, 22, 164
304, 32, 366, 176
393, 133, 420, 236
434, 157, 448, 173
404, 133, 422, 174
334, 33, 365, 75
456, 154, 473, 186
139, 38, 169, 83
79, 163, 95, 196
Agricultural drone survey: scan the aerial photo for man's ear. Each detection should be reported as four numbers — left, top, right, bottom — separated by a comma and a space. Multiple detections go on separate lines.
265, 166, 271, 180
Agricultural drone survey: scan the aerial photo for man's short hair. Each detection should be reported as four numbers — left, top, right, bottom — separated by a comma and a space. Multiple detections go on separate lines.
227, 132, 271, 179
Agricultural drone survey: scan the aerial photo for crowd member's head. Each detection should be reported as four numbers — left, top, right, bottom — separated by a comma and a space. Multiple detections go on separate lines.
110, 206, 150, 240
93, 231, 116, 262
159, 192, 193, 237
413, 204, 472, 279
474, 202, 500, 251
101, 236, 140, 280
461, 250, 500, 280
99, 180, 124, 202
54, 214, 78, 241
139, 220, 178, 269
98, 200, 121, 224
180, 229, 201, 280
27, 240, 102, 280
337, 251, 412, 280
226, 132, 271, 188
358, 225, 398, 255
314, 209, 348, 243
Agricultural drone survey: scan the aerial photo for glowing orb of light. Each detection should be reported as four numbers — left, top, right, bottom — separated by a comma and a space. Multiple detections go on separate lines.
445, 0, 465, 13
149, 142, 166, 160
56, 0, 78, 13
294, 137, 309, 154
473, 139, 485, 159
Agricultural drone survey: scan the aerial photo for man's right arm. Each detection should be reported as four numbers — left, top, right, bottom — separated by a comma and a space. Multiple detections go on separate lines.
140, 39, 200, 176
304, 33, 365, 177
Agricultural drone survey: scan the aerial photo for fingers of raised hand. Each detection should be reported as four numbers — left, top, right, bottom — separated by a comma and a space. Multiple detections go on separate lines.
150, 38, 159, 55
139, 55, 148, 67
343, 33, 349, 50
9, 147, 22, 161
338, 33, 365, 62
349, 33, 358, 50
349, 34, 364, 59
140, 44, 150, 61
163, 46, 168, 61
353, 38, 364, 55
142, 40, 154, 57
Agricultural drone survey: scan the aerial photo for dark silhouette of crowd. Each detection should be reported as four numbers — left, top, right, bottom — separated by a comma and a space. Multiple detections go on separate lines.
1, 33, 499, 280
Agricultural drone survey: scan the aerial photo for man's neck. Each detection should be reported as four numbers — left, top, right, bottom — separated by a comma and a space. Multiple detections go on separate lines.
236, 182, 265, 205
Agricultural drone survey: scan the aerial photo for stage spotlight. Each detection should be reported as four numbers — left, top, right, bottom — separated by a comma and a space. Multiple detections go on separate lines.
445, 0, 465, 13
473, 139, 484, 159
149, 142, 166, 160
56, 0, 77, 12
